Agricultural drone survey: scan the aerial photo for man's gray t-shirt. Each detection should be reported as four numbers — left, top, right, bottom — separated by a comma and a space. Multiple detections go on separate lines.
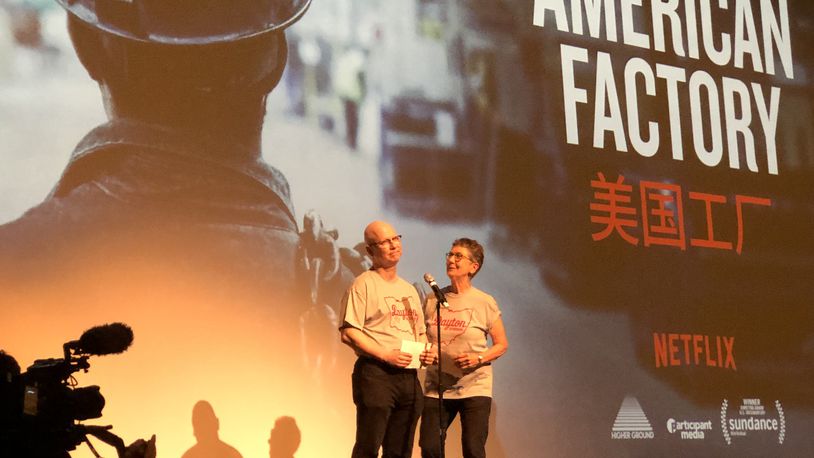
340, 270, 426, 355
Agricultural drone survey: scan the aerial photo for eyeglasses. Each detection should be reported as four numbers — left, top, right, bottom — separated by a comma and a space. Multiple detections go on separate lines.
369, 235, 403, 248
445, 252, 473, 262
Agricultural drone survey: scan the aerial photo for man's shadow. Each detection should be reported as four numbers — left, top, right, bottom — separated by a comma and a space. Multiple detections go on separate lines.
181, 400, 243, 458
268, 416, 301, 458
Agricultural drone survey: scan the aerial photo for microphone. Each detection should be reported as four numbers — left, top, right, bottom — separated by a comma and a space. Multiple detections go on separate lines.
66, 323, 134, 356
423, 273, 449, 308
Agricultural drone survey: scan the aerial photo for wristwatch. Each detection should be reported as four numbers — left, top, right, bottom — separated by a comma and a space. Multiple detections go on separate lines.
477, 353, 484, 364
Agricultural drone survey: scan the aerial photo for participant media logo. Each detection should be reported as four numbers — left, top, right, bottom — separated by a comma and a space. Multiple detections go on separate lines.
720, 398, 786, 445
611, 396, 654, 440
666, 417, 713, 440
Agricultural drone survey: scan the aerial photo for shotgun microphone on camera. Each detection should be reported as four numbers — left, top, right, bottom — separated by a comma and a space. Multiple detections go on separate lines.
65, 323, 134, 356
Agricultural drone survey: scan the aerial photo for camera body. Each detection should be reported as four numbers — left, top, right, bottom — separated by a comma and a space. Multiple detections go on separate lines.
18, 355, 106, 456
1, 323, 133, 458
23, 355, 106, 422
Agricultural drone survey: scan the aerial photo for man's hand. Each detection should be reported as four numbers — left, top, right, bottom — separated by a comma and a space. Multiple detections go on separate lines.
383, 349, 413, 368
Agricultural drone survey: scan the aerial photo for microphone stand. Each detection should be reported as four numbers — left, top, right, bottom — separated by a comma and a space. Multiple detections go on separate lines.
434, 292, 445, 458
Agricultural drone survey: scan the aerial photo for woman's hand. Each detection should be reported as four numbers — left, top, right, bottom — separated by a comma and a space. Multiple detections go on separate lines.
454, 353, 481, 370
420, 345, 438, 366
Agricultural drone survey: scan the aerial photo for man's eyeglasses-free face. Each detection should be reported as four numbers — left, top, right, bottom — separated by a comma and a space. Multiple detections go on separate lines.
369, 235, 403, 248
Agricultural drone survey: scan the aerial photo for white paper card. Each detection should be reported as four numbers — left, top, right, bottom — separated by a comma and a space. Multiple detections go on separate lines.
400, 340, 428, 369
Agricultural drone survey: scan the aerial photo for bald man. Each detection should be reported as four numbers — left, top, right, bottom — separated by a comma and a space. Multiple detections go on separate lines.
339, 221, 435, 458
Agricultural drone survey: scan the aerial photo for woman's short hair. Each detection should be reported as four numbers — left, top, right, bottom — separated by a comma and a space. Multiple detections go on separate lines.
452, 238, 484, 277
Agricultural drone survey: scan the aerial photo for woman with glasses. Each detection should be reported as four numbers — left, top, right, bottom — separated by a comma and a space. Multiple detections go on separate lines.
419, 238, 509, 458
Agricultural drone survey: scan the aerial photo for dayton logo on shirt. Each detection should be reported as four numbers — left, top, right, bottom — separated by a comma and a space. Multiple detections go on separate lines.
386, 296, 418, 335
428, 309, 473, 344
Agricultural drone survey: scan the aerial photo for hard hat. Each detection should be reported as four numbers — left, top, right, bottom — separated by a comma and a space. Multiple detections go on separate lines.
56, 0, 311, 45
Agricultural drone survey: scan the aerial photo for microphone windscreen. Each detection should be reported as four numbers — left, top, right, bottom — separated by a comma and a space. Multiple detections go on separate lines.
423, 273, 435, 284
78, 323, 134, 356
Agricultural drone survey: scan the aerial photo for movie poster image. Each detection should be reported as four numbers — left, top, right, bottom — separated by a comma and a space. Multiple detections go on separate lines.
1, 1, 812, 457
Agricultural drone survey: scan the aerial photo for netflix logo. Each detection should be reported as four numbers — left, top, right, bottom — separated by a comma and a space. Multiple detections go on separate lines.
653, 333, 736, 371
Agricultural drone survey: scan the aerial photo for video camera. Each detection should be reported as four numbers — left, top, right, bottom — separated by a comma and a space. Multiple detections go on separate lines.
1, 323, 137, 458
